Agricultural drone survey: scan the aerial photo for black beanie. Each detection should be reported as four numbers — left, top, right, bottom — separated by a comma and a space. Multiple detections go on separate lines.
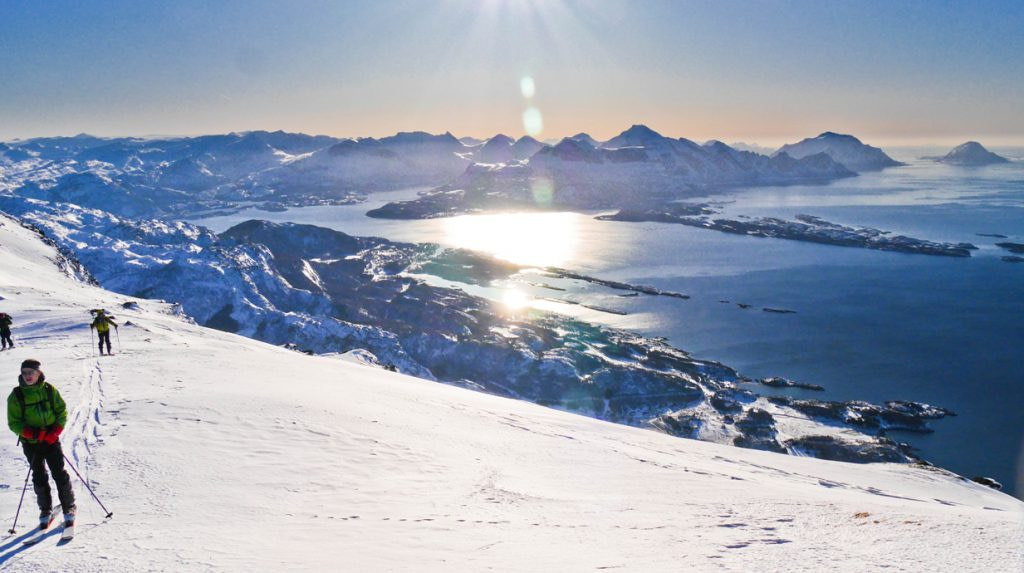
20, 359, 41, 371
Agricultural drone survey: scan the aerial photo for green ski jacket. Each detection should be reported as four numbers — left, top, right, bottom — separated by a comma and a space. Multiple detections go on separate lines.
7, 374, 67, 443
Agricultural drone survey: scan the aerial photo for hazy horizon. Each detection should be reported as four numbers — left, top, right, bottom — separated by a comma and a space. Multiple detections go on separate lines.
2, 0, 1022, 146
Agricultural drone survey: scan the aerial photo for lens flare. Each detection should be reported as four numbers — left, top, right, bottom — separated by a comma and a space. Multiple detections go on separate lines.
522, 107, 543, 136
520, 76, 536, 99
530, 176, 553, 206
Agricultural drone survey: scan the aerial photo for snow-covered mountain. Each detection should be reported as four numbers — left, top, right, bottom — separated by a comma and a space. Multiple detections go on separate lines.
511, 135, 547, 160
773, 132, 904, 172
369, 126, 855, 218
475, 134, 517, 164
0, 131, 345, 217
728, 141, 775, 155
257, 131, 472, 198
0, 192, 1020, 571
2, 127, 880, 222
937, 141, 1010, 166
568, 132, 602, 147
0, 143, 34, 164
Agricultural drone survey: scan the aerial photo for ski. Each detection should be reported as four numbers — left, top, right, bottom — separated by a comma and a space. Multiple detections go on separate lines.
58, 520, 75, 543
21, 507, 61, 546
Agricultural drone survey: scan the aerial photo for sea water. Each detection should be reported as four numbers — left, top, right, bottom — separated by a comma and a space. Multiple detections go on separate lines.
192, 147, 1024, 498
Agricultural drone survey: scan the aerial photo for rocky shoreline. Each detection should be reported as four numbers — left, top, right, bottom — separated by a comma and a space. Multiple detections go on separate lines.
598, 207, 978, 257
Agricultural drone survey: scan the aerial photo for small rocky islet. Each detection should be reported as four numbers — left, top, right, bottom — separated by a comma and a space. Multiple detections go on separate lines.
597, 207, 978, 257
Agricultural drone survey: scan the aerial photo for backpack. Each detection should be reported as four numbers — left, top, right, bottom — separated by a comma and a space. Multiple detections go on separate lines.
13, 383, 57, 419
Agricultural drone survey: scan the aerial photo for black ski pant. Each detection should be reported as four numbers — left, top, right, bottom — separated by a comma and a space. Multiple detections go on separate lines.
22, 440, 76, 514
98, 330, 112, 354
0, 329, 11, 349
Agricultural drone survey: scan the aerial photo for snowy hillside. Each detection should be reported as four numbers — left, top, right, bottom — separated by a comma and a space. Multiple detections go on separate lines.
0, 204, 1020, 571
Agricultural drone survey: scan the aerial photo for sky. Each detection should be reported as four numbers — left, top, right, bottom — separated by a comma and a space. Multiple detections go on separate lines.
1, 0, 1022, 146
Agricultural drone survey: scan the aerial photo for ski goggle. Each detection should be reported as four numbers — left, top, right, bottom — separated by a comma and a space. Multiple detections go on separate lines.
21, 369, 38, 376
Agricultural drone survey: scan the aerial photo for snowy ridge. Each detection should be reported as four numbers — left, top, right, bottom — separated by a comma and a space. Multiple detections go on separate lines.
0, 193, 1020, 571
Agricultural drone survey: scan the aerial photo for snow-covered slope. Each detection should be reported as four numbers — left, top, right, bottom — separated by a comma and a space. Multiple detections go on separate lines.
0, 211, 1020, 571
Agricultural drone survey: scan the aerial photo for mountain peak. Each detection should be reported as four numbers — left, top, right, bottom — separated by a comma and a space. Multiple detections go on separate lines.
619, 124, 663, 139
485, 134, 514, 146
938, 141, 1009, 166
815, 132, 862, 143
775, 132, 903, 172
953, 141, 984, 151
568, 133, 600, 147
603, 125, 667, 149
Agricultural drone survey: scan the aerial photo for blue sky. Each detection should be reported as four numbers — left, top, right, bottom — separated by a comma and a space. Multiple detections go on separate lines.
1, 0, 1022, 144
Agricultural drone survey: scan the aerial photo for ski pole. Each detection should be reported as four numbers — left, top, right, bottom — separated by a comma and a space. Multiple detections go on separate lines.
62, 453, 113, 519
90, 328, 96, 357
8, 449, 39, 533
115, 326, 121, 353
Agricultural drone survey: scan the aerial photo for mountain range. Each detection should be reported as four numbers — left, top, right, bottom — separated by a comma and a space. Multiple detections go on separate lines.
2, 126, 907, 220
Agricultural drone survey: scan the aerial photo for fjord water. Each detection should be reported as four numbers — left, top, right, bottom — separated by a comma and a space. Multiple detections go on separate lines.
193, 148, 1024, 498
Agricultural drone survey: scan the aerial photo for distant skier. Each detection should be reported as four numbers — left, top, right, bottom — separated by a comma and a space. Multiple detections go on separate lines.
90, 309, 118, 356
0, 312, 12, 350
7, 359, 76, 529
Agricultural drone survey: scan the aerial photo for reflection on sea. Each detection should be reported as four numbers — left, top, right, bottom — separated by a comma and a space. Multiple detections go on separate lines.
442, 212, 581, 267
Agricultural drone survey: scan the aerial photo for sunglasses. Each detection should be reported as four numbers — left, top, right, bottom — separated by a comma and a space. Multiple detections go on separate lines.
21, 369, 38, 376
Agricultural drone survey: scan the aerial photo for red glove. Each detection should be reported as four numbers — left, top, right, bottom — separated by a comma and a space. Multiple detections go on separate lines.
21, 427, 39, 441
41, 425, 63, 445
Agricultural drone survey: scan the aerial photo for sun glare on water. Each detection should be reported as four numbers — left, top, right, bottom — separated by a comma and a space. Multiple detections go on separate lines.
502, 288, 531, 309
442, 212, 580, 267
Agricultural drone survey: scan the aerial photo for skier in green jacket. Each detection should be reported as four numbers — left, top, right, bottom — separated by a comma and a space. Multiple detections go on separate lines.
7, 359, 76, 527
